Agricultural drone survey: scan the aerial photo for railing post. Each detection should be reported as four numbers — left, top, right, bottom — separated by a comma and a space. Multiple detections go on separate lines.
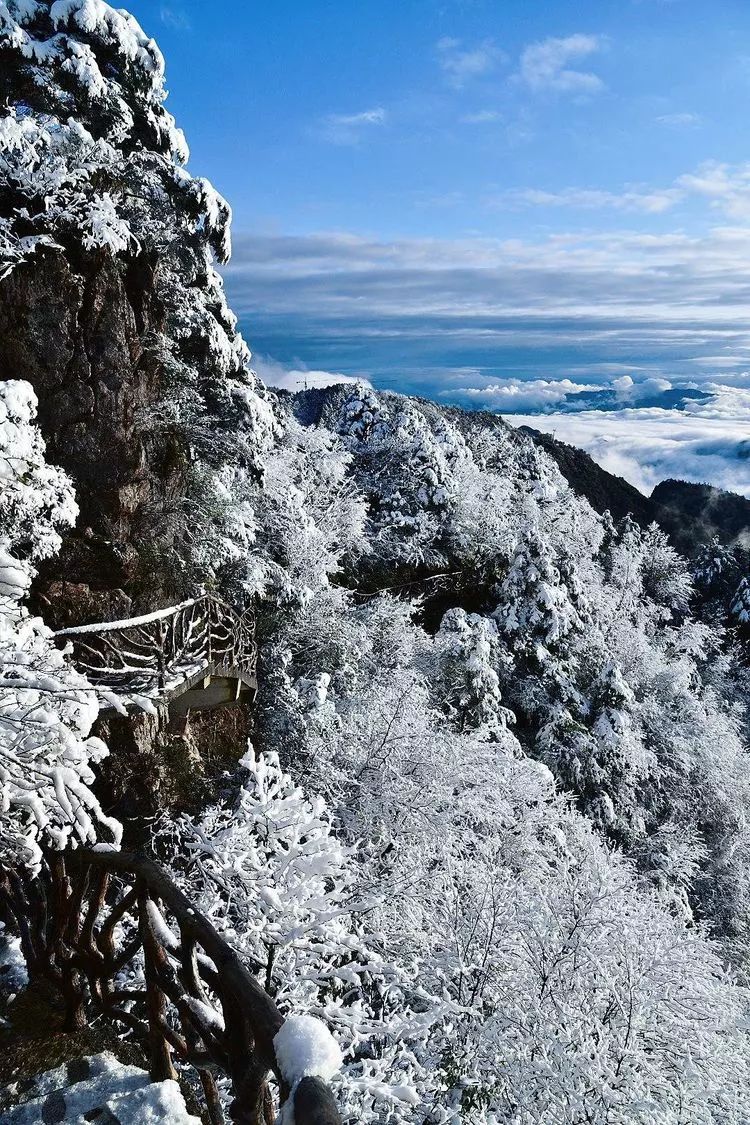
138, 883, 176, 1083
156, 619, 166, 691
4, 849, 343, 1125
199, 1070, 226, 1125
51, 853, 88, 1032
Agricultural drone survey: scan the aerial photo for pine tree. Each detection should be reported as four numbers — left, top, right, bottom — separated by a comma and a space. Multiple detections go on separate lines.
494, 532, 584, 669
731, 576, 750, 635
435, 607, 512, 739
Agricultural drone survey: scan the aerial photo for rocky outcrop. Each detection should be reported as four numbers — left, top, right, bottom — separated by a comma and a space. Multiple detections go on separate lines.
94, 701, 252, 841
37, 580, 133, 632
0, 246, 188, 624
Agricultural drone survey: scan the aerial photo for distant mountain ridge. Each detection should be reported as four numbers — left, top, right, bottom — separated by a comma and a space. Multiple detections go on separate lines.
287, 388, 750, 558
521, 426, 750, 556
519, 426, 660, 527
556, 386, 710, 413
652, 479, 750, 551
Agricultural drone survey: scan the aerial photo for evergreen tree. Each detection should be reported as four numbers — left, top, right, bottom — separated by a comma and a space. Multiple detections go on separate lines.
731, 576, 750, 649
435, 607, 512, 739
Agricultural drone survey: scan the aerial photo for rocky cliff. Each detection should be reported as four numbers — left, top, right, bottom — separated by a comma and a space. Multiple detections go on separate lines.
0, 246, 188, 626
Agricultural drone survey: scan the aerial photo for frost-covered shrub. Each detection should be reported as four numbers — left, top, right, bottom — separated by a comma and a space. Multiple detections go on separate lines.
165, 748, 450, 1121
0, 380, 120, 871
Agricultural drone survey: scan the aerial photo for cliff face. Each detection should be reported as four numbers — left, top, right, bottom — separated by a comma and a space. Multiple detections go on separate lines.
0, 2, 277, 628
0, 247, 188, 626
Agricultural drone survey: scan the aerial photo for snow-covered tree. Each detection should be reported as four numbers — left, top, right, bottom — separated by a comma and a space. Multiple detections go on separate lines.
237, 417, 368, 606
333, 386, 479, 571
638, 524, 694, 615
0, 380, 120, 871
493, 532, 584, 671
176, 747, 362, 998
732, 576, 750, 635
167, 746, 449, 1121
434, 607, 512, 738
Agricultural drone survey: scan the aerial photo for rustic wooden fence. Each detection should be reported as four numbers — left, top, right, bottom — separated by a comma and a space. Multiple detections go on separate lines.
0, 848, 341, 1125
56, 595, 257, 701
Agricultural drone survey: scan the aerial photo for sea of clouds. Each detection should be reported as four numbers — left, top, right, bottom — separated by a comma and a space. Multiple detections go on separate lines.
226, 227, 750, 499
505, 379, 750, 498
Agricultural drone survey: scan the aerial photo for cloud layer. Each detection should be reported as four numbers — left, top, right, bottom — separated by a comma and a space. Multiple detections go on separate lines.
225, 180, 750, 498
512, 384, 750, 498
226, 222, 750, 367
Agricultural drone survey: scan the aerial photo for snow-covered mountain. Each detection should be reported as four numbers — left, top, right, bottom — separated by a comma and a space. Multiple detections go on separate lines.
1, 4, 750, 1123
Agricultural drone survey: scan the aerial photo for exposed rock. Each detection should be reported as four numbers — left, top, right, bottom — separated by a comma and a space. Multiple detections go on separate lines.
0, 246, 188, 620
94, 701, 252, 842
37, 582, 133, 631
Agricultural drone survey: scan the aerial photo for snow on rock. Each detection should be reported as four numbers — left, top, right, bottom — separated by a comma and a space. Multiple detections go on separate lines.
4, 1052, 200, 1124
0, 926, 28, 996
103, 1078, 201, 1124
274, 1014, 343, 1087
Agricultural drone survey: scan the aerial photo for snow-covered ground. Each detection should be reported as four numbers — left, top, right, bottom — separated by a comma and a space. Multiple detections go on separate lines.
4, 1053, 200, 1125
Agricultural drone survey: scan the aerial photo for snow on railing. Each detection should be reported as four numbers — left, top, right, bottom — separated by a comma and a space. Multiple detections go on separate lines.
0, 848, 342, 1125
56, 594, 256, 702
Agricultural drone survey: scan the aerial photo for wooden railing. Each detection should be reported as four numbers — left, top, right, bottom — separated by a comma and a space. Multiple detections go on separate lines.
0, 849, 341, 1125
56, 595, 257, 701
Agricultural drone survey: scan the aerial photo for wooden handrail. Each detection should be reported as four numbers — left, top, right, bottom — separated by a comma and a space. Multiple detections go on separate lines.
0, 847, 342, 1125
54, 594, 257, 703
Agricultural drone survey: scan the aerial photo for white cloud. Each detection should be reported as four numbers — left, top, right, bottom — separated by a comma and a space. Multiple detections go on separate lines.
461, 109, 504, 124
677, 161, 750, 220
226, 228, 750, 496
437, 38, 505, 88
227, 224, 750, 342
318, 107, 386, 145
450, 375, 682, 414
688, 355, 750, 368
159, 5, 190, 30
501, 185, 682, 214
612, 375, 673, 398
656, 112, 702, 127
519, 34, 605, 95
511, 385, 750, 497
251, 354, 371, 393
455, 377, 596, 411
488, 160, 750, 220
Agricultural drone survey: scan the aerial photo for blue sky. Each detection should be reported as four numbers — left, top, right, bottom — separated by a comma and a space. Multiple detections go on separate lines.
129, 0, 750, 495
